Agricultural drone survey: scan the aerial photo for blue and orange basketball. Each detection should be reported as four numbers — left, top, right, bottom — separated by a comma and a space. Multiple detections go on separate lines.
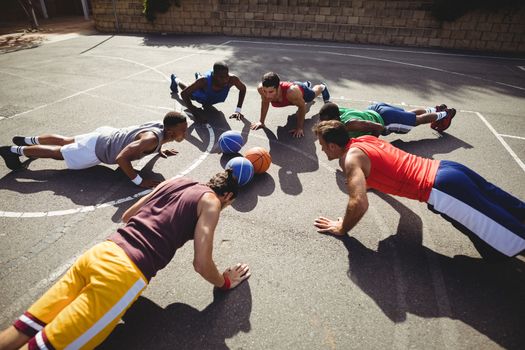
218, 130, 244, 153
226, 156, 254, 186
244, 147, 271, 174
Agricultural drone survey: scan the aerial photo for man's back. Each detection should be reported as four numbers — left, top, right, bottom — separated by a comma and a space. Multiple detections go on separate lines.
109, 178, 212, 281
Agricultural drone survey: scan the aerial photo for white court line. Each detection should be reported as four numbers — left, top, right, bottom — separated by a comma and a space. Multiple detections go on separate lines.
475, 112, 525, 172
518, 66, 525, 71
228, 39, 525, 61
499, 134, 525, 141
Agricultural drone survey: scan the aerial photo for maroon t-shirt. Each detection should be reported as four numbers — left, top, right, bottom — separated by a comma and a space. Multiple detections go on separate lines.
109, 178, 212, 281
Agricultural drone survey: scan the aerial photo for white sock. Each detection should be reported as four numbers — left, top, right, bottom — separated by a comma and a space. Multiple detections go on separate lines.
25, 136, 39, 145
435, 111, 447, 121
11, 146, 25, 156
426, 107, 436, 114
321, 84, 326, 91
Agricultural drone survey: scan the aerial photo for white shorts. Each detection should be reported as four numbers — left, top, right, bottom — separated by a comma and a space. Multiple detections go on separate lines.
60, 132, 101, 170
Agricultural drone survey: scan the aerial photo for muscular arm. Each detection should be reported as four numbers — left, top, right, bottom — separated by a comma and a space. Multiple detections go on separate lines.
287, 85, 307, 137
180, 78, 207, 114
192, 193, 227, 288
314, 149, 370, 235
251, 84, 271, 129
231, 75, 247, 109
345, 119, 385, 136
115, 132, 159, 188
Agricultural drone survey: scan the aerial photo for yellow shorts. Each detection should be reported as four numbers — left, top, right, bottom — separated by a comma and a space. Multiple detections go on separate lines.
17, 240, 147, 350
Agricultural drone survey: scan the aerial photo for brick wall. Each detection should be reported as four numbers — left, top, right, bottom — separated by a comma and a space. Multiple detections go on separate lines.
91, 0, 525, 53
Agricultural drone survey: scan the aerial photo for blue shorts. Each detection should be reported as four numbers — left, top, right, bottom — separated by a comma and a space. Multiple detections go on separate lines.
427, 161, 525, 257
367, 103, 416, 134
192, 90, 226, 105
294, 82, 316, 103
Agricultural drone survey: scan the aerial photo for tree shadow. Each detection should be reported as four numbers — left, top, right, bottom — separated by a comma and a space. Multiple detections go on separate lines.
262, 113, 320, 196
390, 133, 473, 159
98, 281, 253, 350
338, 192, 525, 349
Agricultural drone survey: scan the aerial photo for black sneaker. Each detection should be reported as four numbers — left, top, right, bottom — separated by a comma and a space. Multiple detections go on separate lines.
306, 81, 312, 88
435, 104, 447, 112
12, 136, 30, 146
170, 74, 178, 94
195, 72, 203, 80
321, 82, 330, 103
0, 146, 22, 170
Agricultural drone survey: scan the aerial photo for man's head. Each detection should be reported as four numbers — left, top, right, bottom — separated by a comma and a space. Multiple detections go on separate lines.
207, 168, 239, 208
163, 111, 188, 142
312, 120, 349, 160
212, 61, 230, 88
319, 102, 342, 121
261, 72, 280, 100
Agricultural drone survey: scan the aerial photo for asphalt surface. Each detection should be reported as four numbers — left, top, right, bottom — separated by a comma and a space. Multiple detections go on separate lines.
0, 34, 524, 349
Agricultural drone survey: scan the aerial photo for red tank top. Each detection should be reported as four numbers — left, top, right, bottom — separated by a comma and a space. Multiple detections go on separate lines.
109, 178, 212, 281
271, 82, 304, 107
347, 136, 439, 202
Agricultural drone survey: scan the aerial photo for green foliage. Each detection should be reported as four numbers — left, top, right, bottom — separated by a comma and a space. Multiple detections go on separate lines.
143, 0, 180, 22
431, 0, 523, 22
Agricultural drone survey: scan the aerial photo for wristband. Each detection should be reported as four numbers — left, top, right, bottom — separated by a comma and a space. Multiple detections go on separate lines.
235, 107, 242, 114
131, 174, 142, 185
220, 273, 231, 290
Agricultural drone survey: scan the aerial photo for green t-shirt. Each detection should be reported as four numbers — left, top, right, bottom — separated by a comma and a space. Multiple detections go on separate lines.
339, 108, 384, 138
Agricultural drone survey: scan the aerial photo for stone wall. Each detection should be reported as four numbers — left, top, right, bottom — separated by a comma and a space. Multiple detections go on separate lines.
92, 0, 525, 53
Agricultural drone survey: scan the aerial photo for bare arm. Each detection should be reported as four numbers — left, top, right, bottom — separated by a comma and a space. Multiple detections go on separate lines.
180, 78, 207, 115
231, 75, 247, 109
251, 84, 271, 129
345, 119, 385, 136
287, 86, 307, 138
115, 132, 160, 188
314, 149, 370, 235
193, 193, 249, 289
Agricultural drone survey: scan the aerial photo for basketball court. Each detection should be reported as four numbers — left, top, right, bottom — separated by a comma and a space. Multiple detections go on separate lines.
0, 33, 524, 349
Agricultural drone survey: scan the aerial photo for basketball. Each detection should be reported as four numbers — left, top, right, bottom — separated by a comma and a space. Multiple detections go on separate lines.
218, 130, 244, 153
226, 156, 254, 186
244, 147, 272, 174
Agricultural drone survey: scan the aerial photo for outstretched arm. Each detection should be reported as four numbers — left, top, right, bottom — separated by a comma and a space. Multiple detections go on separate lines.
314, 149, 370, 235
180, 78, 207, 116
229, 75, 247, 120
193, 193, 250, 289
287, 86, 307, 138
345, 119, 385, 137
251, 84, 271, 130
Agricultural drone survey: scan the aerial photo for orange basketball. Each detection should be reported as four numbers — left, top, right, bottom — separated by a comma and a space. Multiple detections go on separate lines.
244, 147, 271, 174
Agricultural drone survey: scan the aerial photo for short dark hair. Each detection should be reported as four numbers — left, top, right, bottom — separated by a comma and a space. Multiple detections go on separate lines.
213, 61, 229, 75
207, 169, 239, 199
319, 102, 341, 121
163, 111, 187, 128
312, 120, 349, 148
262, 72, 280, 88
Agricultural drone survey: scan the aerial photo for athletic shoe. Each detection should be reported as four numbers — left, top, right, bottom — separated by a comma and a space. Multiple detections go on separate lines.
0, 146, 22, 170
12, 136, 29, 146
195, 72, 203, 80
431, 108, 456, 132
321, 82, 330, 103
170, 74, 178, 94
435, 104, 447, 112
306, 81, 312, 88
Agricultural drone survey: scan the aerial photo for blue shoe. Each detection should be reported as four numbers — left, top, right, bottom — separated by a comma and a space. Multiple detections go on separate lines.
170, 74, 178, 94
321, 82, 330, 103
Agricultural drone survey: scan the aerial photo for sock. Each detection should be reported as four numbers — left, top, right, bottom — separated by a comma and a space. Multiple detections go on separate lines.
435, 111, 447, 121
320, 84, 326, 91
426, 107, 436, 114
11, 146, 25, 156
25, 136, 39, 145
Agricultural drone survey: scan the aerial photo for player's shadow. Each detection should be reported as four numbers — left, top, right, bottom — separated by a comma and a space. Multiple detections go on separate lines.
390, 133, 473, 158
0, 156, 164, 223
338, 192, 525, 349
262, 113, 320, 196
98, 281, 253, 350
184, 107, 251, 154
218, 153, 276, 212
